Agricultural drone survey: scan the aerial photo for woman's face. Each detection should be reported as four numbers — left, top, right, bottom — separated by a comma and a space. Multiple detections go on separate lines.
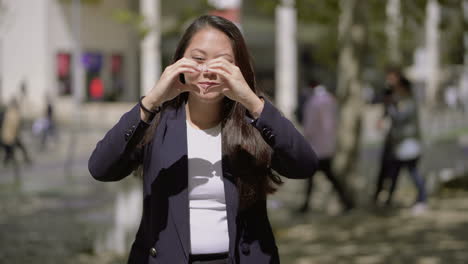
182, 27, 235, 103
386, 72, 400, 87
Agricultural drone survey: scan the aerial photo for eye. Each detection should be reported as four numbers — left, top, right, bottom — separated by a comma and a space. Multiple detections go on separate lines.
192, 57, 205, 62
221, 56, 234, 64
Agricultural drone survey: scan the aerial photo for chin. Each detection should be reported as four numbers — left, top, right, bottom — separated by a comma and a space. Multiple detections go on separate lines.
190, 90, 224, 103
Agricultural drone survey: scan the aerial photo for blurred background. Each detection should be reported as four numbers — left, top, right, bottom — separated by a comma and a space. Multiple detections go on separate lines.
0, 0, 467, 263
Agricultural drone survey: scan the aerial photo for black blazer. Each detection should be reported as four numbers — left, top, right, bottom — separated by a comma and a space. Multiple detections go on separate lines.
88, 99, 317, 264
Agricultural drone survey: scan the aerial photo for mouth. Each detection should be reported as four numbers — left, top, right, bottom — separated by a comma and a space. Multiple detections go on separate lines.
198, 82, 220, 91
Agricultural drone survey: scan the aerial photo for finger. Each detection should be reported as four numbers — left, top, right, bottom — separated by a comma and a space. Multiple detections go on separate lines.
205, 67, 230, 80
177, 57, 200, 66
175, 62, 200, 73
174, 66, 199, 76
169, 58, 200, 73
204, 84, 225, 94
207, 57, 235, 69
208, 56, 234, 65
205, 86, 233, 99
162, 62, 194, 78
173, 78, 198, 94
207, 63, 232, 75
169, 67, 198, 88
180, 83, 198, 93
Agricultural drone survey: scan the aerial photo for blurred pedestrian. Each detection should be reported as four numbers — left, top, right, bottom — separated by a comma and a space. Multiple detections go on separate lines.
32, 98, 56, 151
15, 81, 33, 164
295, 80, 315, 125
378, 73, 428, 214
373, 68, 399, 205
89, 15, 318, 263
298, 80, 354, 214
1, 97, 32, 167
0, 102, 6, 160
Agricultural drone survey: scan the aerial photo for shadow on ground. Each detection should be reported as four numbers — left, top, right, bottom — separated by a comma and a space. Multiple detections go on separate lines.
0, 179, 128, 264
272, 192, 468, 264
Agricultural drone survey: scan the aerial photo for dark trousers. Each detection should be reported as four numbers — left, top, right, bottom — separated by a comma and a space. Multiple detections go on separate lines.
301, 158, 354, 211
373, 138, 393, 203
386, 157, 427, 205
3, 138, 31, 165
373, 138, 427, 205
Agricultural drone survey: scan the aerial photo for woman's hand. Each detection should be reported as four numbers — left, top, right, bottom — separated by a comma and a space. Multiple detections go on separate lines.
205, 57, 264, 118
142, 58, 200, 111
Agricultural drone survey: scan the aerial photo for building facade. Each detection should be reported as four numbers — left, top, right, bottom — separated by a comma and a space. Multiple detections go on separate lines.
0, 0, 139, 120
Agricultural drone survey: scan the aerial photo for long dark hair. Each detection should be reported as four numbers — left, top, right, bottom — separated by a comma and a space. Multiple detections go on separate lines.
399, 76, 413, 96
141, 15, 282, 210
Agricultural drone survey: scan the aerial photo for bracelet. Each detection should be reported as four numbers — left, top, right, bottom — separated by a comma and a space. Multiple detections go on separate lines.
139, 96, 161, 118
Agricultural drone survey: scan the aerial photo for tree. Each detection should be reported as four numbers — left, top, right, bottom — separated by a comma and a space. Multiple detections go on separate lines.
333, 0, 368, 202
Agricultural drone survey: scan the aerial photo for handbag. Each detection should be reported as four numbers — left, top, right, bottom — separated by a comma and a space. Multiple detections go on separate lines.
395, 138, 421, 161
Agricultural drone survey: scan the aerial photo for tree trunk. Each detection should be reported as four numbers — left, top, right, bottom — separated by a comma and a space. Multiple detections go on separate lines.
140, 0, 161, 96
386, 0, 402, 65
275, 0, 297, 120
334, 0, 368, 204
425, 0, 441, 106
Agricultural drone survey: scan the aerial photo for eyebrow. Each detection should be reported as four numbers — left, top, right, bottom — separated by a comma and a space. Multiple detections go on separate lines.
190, 49, 233, 59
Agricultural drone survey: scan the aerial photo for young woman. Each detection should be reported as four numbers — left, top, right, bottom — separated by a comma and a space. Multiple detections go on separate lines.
385, 76, 427, 213
89, 15, 317, 264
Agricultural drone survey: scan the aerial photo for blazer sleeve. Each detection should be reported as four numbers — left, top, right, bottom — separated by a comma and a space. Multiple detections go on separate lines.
88, 104, 151, 182
248, 100, 318, 179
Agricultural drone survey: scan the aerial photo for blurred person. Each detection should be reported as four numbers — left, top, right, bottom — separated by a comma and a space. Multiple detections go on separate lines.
444, 85, 459, 110
294, 80, 316, 125
298, 80, 354, 214
15, 81, 33, 163
460, 72, 468, 112
0, 102, 6, 160
89, 15, 317, 264
1, 98, 31, 166
32, 98, 57, 151
372, 68, 399, 205
381, 75, 427, 214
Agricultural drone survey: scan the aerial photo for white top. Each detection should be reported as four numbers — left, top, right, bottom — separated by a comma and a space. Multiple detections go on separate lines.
186, 120, 229, 254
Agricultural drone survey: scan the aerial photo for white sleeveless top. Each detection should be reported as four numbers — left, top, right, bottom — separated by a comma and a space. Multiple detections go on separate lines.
186, 121, 229, 254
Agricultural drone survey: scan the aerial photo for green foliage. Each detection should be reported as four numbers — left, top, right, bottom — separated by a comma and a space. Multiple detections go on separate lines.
161, 0, 212, 38
254, 0, 464, 79
296, 0, 339, 25
439, 2, 465, 65
112, 0, 213, 39
252, 0, 340, 24
251, 0, 279, 17
111, 9, 149, 39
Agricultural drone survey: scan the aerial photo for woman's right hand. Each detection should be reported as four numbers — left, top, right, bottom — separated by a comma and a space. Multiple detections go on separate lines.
141, 58, 200, 119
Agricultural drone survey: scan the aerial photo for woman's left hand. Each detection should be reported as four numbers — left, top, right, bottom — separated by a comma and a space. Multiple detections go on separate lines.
205, 57, 264, 117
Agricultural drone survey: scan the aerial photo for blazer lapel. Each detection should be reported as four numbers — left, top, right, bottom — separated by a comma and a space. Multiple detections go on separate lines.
164, 105, 190, 259
222, 157, 239, 257
164, 103, 240, 259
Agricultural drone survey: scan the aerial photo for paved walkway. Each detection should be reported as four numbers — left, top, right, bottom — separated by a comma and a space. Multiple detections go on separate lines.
267, 132, 468, 263
270, 193, 468, 264
0, 124, 467, 263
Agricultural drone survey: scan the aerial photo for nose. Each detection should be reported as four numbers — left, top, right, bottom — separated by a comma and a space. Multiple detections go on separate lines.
203, 71, 217, 80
